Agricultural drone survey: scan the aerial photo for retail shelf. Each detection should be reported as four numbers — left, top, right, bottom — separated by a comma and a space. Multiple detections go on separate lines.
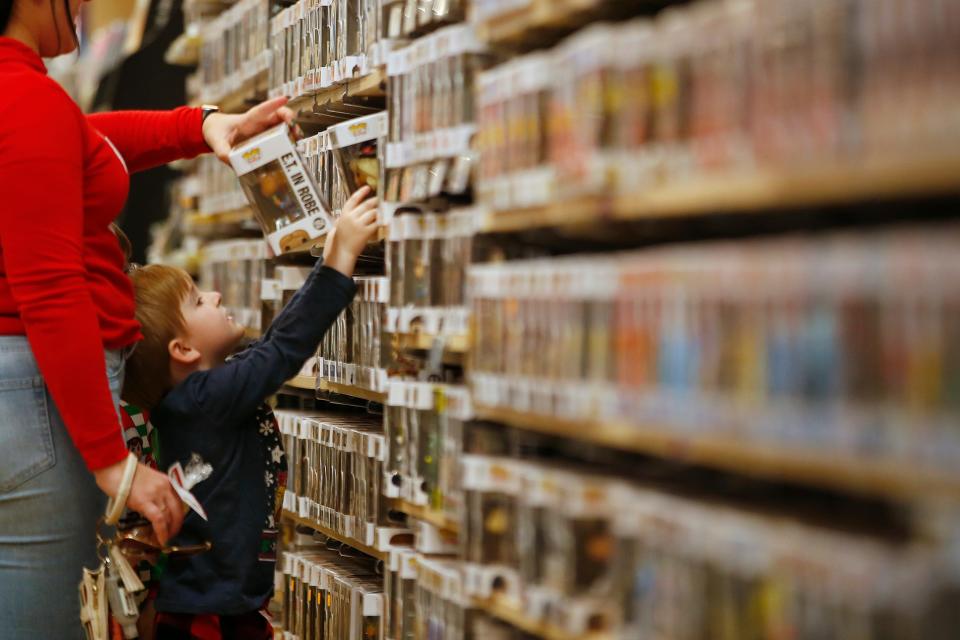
475, 404, 960, 502
476, 595, 610, 640
164, 31, 201, 66
281, 510, 385, 560
286, 374, 317, 390
481, 154, 960, 234
318, 379, 387, 404
393, 499, 460, 535
287, 68, 387, 121
476, 0, 609, 49
480, 195, 603, 234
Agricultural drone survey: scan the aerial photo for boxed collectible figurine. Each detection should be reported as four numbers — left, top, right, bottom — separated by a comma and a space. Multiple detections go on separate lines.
330, 112, 388, 197
228, 122, 333, 255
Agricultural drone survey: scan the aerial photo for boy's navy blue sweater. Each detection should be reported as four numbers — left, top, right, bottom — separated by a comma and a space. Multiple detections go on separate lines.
151, 261, 355, 615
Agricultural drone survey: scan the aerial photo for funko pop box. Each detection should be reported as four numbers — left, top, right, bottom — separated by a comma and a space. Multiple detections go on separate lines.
229, 123, 334, 255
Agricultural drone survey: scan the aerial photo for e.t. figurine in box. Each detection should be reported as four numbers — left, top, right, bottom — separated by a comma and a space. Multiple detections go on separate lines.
229, 122, 334, 254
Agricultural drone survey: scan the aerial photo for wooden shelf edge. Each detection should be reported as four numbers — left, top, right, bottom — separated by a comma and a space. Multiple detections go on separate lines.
393, 499, 460, 535
318, 379, 386, 403
481, 154, 960, 234
281, 509, 385, 560
475, 404, 960, 502
287, 68, 386, 115
286, 374, 317, 390
476, 596, 609, 640
478, 0, 606, 48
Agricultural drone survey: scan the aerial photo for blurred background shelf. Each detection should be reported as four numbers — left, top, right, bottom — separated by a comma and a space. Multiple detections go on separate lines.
164, 30, 201, 66
481, 154, 960, 234
475, 404, 960, 503
476, 595, 610, 640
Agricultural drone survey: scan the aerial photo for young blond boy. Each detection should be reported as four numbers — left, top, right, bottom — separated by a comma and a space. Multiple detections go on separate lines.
123, 187, 378, 639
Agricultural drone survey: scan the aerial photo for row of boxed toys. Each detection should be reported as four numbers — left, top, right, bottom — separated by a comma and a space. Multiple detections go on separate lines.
198, 239, 267, 331
382, 382, 473, 518
196, 0, 271, 104
281, 547, 383, 640
261, 265, 313, 330
299, 112, 388, 221
383, 22, 486, 175
276, 409, 404, 549
385, 209, 473, 336
476, 0, 960, 211
269, 0, 384, 99
381, 24, 483, 212
469, 224, 960, 473
456, 454, 958, 639
318, 276, 390, 393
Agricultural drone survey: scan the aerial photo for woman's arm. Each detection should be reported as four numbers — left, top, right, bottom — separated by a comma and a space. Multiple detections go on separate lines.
88, 97, 298, 174
86, 107, 209, 174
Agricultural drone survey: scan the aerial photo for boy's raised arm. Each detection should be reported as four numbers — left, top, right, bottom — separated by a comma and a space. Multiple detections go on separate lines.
187, 261, 356, 425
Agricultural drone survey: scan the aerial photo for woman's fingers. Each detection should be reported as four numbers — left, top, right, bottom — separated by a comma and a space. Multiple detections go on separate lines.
241, 96, 289, 131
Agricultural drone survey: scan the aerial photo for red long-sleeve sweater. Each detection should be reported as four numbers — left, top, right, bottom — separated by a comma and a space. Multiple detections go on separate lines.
0, 38, 209, 470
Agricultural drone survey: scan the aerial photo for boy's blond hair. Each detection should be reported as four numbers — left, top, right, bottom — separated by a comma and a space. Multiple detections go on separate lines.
123, 264, 194, 409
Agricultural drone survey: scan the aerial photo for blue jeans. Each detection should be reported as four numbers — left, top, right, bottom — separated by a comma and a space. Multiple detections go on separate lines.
0, 336, 126, 639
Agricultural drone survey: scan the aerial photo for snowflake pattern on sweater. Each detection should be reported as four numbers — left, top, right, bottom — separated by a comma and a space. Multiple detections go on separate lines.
255, 403, 287, 561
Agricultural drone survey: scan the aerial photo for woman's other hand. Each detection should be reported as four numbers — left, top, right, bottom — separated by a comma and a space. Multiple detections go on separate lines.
202, 96, 299, 164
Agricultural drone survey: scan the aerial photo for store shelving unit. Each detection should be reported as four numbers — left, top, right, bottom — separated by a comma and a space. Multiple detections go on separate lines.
158, 0, 960, 638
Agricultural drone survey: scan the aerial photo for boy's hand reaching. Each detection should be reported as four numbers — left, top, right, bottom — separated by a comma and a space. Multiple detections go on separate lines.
323, 186, 379, 278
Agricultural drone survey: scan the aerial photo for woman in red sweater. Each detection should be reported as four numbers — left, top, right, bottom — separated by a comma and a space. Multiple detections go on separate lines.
0, 0, 295, 635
